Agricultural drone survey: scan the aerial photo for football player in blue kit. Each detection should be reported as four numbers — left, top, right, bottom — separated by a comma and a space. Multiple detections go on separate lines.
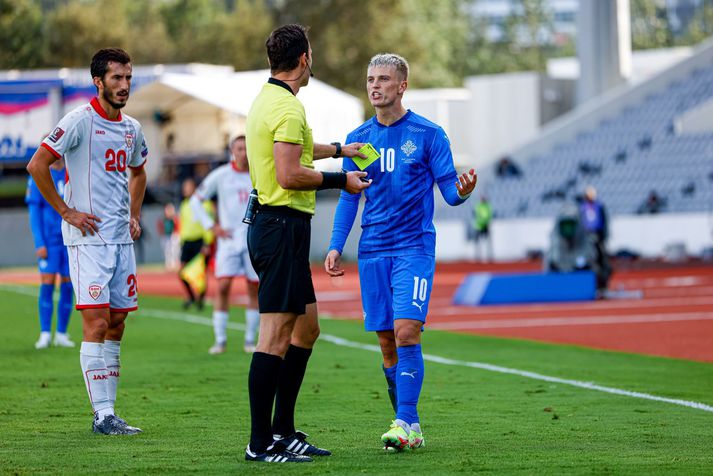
325, 53, 477, 451
26, 157, 74, 349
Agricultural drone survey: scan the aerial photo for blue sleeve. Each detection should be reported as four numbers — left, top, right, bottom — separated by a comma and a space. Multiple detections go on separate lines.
25, 177, 43, 205
328, 138, 361, 254
329, 189, 360, 254
28, 202, 46, 249
429, 128, 467, 206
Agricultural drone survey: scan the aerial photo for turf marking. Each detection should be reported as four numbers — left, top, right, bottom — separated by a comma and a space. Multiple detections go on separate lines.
2, 285, 710, 414
137, 307, 713, 414
431, 312, 713, 330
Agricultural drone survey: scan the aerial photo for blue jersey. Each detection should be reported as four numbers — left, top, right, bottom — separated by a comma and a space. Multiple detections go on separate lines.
329, 110, 466, 258
26, 167, 66, 249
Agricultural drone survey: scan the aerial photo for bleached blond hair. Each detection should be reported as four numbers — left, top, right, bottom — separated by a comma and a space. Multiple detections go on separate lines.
368, 53, 409, 80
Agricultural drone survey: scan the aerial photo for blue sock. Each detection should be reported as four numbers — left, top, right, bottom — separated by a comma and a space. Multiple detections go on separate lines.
38, 284, 54, 333
395, 344, 424, 425
57, 281, 73, 334
382, 363, 398, 415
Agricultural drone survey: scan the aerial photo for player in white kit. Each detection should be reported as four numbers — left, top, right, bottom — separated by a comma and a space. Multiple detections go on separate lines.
26, 48, 147, 435
190, 135, 260, 354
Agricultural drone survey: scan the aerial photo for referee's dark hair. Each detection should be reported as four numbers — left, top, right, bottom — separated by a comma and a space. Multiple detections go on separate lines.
91, 48, 131, 80
266, 24, 310, 74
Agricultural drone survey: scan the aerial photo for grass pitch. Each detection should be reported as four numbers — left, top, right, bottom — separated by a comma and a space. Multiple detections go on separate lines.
1, 285, 712, 474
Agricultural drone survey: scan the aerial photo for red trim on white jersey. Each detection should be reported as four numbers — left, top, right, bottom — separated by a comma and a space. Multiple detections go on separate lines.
87, 117, 106, 244
77, 303, 110, 310
110, 306, 138, 313
41, 142, 61, 159
90, 97, 122, 122
88, 116, 94, 217
128, 160, 146, 170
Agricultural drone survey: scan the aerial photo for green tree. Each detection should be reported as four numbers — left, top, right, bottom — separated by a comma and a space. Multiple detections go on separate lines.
224, 0, 275, 70
272, 0, 470, 102
124, 1, 176, 64
160, 0, 230, 63
0, 0, 44, 69
683, 2, 713, 45
43, 0, 129, 67
630, 0, 673, 49
467, 0, 554, 75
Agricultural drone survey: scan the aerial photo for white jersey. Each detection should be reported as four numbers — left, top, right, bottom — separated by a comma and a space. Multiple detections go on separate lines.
41, 98, 148, 246
192, 163, 252, 253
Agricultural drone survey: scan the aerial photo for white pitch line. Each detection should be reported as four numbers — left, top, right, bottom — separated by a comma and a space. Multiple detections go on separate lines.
2, 285, 711, 414
431, 312, 713, 330
430, 295, 713, 315
0, 283, 39, 297
136, 307, 713, 414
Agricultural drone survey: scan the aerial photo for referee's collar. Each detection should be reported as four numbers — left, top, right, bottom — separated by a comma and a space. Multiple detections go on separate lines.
268, 77, 294, 95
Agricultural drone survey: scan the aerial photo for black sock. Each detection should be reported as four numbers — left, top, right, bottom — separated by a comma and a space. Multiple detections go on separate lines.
180, 278, 195, 302
248, 352, 283, 453
272, 344, 312, 437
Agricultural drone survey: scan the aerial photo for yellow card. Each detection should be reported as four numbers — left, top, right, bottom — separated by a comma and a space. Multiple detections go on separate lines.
351, 143, 380, 170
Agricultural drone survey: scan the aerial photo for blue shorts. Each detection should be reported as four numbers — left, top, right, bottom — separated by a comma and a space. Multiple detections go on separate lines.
37, 244, 69, 277
358, 255, 435, 332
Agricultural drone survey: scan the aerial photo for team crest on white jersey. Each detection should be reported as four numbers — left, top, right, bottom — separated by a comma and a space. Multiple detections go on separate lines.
125, 133, 134, 150
401, 140, 417, 157
88, 284, 102, 300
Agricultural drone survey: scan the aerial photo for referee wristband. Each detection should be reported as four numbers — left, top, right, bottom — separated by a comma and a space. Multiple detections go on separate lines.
318, 171, 347, 190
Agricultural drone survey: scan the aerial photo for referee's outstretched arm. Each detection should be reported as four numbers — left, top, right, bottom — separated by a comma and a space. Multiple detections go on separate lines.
274, 142, 371, 194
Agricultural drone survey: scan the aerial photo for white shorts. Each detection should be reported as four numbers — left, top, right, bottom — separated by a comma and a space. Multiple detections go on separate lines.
215, 246, 258, 281
67, 244, 138, 312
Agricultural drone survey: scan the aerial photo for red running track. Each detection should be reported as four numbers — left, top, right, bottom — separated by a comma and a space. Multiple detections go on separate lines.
4, 261, 712, 362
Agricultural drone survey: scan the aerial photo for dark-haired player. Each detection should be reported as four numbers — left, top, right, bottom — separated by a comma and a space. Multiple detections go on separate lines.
27, 48, 148, 435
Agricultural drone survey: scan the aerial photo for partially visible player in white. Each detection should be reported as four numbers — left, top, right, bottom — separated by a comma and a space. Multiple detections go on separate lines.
26, 48, 147, 436
190, 135, 259, 354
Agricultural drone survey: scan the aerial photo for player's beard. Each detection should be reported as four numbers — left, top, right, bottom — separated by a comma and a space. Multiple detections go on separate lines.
103, 88, 129, 109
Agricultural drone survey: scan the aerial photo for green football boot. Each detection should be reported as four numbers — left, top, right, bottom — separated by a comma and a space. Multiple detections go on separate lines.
381, 420, 411, 451
409, 423, 425, 449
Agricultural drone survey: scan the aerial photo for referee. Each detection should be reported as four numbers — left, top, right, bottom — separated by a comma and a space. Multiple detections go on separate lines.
244, 24, 371, 463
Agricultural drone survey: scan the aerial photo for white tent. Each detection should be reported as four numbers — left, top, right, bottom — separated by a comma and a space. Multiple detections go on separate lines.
126, 69, 364, 179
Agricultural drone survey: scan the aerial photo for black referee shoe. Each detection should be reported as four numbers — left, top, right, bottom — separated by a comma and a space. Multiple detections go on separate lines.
245, 441, 313, 463
273, 430, 332, 456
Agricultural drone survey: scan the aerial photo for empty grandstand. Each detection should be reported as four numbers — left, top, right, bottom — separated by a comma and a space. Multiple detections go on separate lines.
480, 37, 713, 219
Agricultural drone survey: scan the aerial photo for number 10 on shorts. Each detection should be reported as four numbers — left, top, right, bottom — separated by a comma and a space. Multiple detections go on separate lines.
412, 276, 428, 302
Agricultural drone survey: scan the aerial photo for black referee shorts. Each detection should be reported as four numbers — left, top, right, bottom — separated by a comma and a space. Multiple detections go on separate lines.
247, 206, 316, 315
180, 239, 203, 264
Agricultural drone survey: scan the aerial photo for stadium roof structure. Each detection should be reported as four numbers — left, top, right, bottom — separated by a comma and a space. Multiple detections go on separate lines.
127, 69, 363, 146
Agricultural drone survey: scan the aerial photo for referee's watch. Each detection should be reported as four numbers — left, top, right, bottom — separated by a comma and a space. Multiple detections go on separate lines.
331, 142, 342, 158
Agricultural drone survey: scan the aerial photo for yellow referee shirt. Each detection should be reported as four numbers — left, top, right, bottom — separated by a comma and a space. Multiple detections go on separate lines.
246, 79, 315, 215
179, 198, 215, 244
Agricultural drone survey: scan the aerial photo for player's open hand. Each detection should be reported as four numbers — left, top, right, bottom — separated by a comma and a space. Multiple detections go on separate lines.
129, 217, 142, 240
342, 143, 367, 159
324, 249, 344, 277
345, 171, 371, 194
213, 224, 232, 239
35, 246, 48, 259
63, 208, 101, 236
456, 168, 477, 198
